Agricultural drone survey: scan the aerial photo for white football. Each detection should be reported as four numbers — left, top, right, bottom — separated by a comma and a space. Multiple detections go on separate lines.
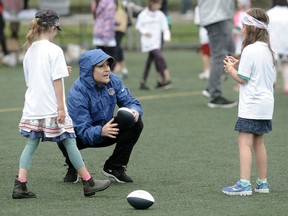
117, 107, 133, 115
127, 190, 155, 210
117, 107, 135, 130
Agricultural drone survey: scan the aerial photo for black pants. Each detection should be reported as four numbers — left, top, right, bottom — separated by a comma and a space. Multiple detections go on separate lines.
115, 31, 125, 62
57, 118, 143, 170
142, 49, 167, 83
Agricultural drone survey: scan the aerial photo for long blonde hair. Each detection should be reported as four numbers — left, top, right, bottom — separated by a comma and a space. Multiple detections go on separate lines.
22, 18, 50, 53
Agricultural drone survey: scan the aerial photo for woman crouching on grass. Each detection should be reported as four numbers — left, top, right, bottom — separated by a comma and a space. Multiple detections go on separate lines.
12, 9, 111, 199
222, 8, 276, 196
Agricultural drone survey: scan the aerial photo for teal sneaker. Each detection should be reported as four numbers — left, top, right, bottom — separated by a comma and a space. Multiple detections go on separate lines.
222, 181, 252, 196
255, 181, 270, 193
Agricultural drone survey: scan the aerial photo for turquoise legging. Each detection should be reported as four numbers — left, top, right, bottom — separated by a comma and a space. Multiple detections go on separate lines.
19, 138, 85, 170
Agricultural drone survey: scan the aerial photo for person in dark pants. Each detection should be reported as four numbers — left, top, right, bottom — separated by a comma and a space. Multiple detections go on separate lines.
57, 49, 143, 184
198, 0, 237, 108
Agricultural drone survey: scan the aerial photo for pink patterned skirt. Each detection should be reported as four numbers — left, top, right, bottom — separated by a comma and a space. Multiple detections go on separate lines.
19, 116, 76, 142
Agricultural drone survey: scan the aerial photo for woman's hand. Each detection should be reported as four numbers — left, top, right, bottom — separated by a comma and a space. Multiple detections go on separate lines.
131, 109, 139, 122
102, 118, 119, 138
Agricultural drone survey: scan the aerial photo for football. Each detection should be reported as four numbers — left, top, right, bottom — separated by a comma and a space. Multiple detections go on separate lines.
127, 190, 155, 210
116, 107, 135, 130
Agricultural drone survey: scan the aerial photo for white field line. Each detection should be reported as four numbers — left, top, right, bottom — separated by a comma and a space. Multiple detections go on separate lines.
0, 91, 203, 113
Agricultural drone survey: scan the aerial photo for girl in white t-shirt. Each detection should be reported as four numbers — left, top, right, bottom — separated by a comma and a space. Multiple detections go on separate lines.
222, 8, 276, 196
12, 9, 111, 199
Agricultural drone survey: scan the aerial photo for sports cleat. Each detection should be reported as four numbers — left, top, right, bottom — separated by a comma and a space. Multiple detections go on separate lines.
64, 166, 79, 183
82, 177, 111, 197
222, 181, 252, 196
102, 167, 133, 183
255, 181, 270, 193
208, 96, 237, 108
12, 178, 36, 199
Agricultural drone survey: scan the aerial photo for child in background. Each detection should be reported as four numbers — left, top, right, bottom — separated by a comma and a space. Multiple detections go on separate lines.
233, 0, 252, 57
267, 0, 288, 95
12, 9, 111, 199
232, 0, 252, 92
114, 0, 129, 78
136, 0, 172, 90
194, 5, 210, 80
0, 0, 17, 66
222, 8, 276, 196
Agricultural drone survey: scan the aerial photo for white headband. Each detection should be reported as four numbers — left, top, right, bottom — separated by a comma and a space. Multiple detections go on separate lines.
242, 13, 268, 29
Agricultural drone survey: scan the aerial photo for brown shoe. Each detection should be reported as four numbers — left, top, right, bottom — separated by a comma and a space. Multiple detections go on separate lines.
12, 178, 36, 199
82, 177, 111, 197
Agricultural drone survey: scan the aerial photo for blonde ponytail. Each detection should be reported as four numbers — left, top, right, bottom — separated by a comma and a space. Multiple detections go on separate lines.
22, 19, 47, 53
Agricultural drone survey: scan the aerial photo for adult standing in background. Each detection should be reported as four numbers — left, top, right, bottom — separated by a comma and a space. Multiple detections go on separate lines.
91, 0, 117, 71
267, 0, 288, 95
197, 0, 237, 108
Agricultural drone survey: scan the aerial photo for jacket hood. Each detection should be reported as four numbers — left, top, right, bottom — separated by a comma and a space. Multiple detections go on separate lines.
78, 49, 114, 89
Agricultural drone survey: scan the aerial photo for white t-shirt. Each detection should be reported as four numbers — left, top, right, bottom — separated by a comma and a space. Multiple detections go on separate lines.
136, 8, 171, 52
22, 40, 69, 119
237, 42, 275, 120
267, 6, 288, 55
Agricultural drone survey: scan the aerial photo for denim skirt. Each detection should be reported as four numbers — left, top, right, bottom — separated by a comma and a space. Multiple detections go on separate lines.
234, 118, 272, 135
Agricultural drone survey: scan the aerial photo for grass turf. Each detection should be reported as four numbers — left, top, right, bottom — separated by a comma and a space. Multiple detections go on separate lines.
0, 50, 288, 215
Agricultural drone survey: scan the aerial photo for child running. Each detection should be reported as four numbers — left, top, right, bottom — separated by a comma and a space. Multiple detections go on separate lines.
222, 8, 276, 196
12, 9, 111, 199
136, 0, 172, 90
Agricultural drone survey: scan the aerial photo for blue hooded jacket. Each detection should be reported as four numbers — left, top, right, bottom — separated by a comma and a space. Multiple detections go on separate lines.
67, 49, 143, 146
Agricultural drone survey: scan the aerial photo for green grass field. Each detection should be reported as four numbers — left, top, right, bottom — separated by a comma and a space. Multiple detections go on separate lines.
1, 50, 288, 215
